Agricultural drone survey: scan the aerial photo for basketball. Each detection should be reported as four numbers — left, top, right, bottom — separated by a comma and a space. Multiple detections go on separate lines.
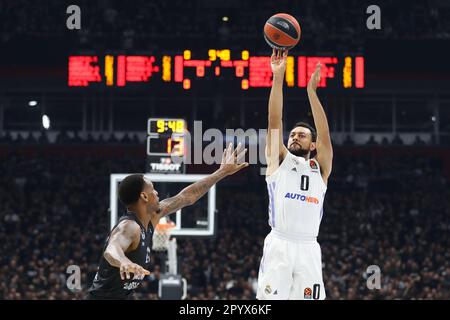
264, 13, 301, 50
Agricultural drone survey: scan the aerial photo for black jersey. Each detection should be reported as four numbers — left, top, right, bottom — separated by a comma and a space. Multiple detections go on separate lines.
88, 212, 153, 299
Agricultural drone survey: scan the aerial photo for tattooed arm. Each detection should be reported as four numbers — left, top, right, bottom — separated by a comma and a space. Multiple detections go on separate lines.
156, 143, 248, 219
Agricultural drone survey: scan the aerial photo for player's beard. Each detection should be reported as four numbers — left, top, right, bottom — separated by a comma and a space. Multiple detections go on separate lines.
288, 143, 310, 157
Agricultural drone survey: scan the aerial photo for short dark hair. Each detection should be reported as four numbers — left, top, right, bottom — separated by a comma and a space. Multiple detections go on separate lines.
291, 122, 317, 142
118, 174, 145, 206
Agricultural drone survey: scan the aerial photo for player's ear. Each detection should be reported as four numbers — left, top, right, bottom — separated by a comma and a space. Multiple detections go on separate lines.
310, 141, 317, 151
140, 192, 148, 203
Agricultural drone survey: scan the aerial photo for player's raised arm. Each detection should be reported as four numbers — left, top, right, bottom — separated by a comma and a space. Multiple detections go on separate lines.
157, 143, 248, 218
266, 49, 289, 176
103, 220, 150, 280
307, 62, 333, 184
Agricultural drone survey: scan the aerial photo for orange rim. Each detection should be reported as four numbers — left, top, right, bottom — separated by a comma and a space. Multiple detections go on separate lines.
155, 222, 176, 233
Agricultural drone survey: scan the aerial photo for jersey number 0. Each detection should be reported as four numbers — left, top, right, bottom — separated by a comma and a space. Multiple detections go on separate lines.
300, 175, 309, 191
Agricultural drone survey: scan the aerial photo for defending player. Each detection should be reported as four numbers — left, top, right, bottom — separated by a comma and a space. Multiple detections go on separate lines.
87, 143, 248, 299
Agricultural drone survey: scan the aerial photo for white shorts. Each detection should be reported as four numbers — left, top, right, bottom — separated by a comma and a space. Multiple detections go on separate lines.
256, 230, 326, 300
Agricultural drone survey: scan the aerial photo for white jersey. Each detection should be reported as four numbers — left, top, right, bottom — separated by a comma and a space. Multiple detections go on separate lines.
265, 152, 327, 238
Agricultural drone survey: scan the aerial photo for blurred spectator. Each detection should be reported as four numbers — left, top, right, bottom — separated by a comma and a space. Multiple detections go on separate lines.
1, 0, 449, 51
0, 146, 448, 300
343, 135, 355, 145
392, 134, 404, 145
366, 135, 378, 145
413, 135, 426, 145
37, 131, 49, 144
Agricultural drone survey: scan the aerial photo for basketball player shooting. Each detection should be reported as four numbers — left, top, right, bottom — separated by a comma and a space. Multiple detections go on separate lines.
257, 49, 333, 300
87, 143, 248, 300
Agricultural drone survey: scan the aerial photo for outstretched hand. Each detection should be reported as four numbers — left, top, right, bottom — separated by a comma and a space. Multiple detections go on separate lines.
307, 61, 322, 92
120, 261, 150, 280
270, 49, 288, 78
219, 143, 249, 176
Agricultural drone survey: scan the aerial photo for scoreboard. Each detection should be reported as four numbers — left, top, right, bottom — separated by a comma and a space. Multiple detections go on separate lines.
146, 118, 186, 174
68, 50, 365, 89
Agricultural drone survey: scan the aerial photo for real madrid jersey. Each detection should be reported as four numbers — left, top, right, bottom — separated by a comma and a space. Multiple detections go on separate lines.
265, 152, 327, 237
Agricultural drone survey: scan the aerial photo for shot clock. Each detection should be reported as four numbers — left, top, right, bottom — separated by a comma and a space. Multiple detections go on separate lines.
146, 118, 186, 174
148, 118, 185, 135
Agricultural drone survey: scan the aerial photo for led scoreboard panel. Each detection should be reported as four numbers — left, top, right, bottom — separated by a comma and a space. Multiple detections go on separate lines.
68, 50, 365, 89
146, 118, 186, 174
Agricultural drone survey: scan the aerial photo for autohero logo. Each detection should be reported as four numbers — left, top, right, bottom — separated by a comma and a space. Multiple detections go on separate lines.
285, 192, 319, 204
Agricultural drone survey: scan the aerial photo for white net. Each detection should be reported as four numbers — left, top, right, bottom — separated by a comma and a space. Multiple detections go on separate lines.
152, 217, 176, 252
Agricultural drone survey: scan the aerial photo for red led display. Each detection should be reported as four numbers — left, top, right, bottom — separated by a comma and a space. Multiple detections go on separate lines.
298, 56, 338, 88
116, 55, 126, 86
183, 60, 212, 80
355, 57, 365, 88
249, 57, 272, 87
68, 52, 365, 89
116, 56, 159, 87
68, 56, 101, 87
174, 55, 184, 82
298, 56, 307, 87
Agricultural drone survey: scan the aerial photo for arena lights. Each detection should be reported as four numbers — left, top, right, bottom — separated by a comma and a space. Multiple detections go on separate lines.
28, 100, 38, 107
42, 115, 50, 129
68, 51, 366, 89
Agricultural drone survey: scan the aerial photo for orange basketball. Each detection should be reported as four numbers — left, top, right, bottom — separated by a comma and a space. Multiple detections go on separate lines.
264, 13, 301, 50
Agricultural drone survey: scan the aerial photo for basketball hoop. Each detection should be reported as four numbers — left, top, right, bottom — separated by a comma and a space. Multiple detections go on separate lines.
152, 217, 176, 252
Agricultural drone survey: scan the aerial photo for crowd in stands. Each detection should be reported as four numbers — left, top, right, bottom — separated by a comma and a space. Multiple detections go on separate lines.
0, 130, 440, 146
1, 0, 449, 50
1, 146, 448, 299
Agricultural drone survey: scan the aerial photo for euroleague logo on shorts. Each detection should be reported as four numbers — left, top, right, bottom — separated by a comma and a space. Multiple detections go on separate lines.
264, 285, 272, 295
304, 287, 312, 299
